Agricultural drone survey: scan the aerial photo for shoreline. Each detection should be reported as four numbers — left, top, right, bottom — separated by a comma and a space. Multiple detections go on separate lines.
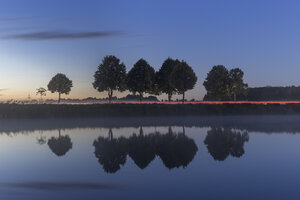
0, 103, 300, 118
0, 115, 300, 134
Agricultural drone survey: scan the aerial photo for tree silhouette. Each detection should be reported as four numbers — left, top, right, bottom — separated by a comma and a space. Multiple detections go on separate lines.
204, 127, 249, 161
156, 58, 180, 102
203, 65, 230, 101
203, 65, 248, 101
47, 73, 73, 103
92, 127, 198, 173
170, 61, 197, 103
229, 68, 248, 101
241, 86, 300, 101
93, 55, 127, 103
93, 128, 127, 173
127, 127, 156, 169
36, 87, 47, 103
126, 59, 156, 102
36, 132, 46, 145
47, 129, 73, 157
156, 127, 198, 169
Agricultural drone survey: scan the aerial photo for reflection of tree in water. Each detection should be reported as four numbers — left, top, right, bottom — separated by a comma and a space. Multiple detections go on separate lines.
204, 127, 249, 161
36, 131, 47, 145
156, 127, 198, 169
93, 128, 127, 174
93, 127, 198, 173
127, 127, 156, 169
47, 129, 73, 157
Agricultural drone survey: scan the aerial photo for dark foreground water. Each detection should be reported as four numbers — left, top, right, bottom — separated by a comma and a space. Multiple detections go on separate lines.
0, 116, 300, 200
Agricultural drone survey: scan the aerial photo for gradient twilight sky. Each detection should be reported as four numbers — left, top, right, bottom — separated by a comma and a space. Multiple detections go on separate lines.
1, 0, 300, 100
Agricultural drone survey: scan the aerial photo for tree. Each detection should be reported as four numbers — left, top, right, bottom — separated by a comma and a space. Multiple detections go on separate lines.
156, 127, 198, 169
156, 58, 180, 102
47, 130, 72, 157
245, 86, 300, 101
204, 127, 249, 161
36, 87, 47, 103
170, 61, 197, 103
203, 65, 230, 101
93, 55, 127, 103
36, 131, 47, 145
228, 68, 248, 101
127, 127, 156, 169
203, 66, 248, 101
126, 59, 156, 102
93, 129, 127, 173
47, 73, 73, 103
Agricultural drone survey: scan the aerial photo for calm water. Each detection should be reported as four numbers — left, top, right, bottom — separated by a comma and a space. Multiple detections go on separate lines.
0, 116, 300, 200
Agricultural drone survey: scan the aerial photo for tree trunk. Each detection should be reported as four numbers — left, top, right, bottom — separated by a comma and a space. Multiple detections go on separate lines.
58, 93, 61, 104
182, 126, 185, 135
139, 93, 143, 102
168, 93, 172, 103
108, 89, 113, 103
168, 126, 173, 134
233, 92, 237, 101
58, 129, 61, 137
139, 127, 144, 135
108, 128, 113, 140
182, 92, 185, 104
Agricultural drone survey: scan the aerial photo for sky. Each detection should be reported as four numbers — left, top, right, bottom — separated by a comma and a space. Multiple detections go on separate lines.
1, 0, 300, 100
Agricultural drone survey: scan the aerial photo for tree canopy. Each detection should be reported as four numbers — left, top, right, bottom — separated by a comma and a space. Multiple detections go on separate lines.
36, 87, 47, 103
36, 87, 47, 97
47, 130, 72, 157
126, 59, 156, 102
92, 127, 198, 173
228, 68, 248, 101
170, 61, 197, 103
156, 58, 180, 102
203, 65, 247, 101
127, 131, 156, 169
203, 65, 230, 101
93, 55, 127, 103
156, 127, 198, 169
47, 73, 73, 103
204, 127, 249, 161
93, 129, 127, 174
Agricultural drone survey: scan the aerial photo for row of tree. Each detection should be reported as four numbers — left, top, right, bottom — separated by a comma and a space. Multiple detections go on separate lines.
94, 127, 198, 173
42, 56, 248, 103
93, 56, 197, 103
40, 126, 249, 173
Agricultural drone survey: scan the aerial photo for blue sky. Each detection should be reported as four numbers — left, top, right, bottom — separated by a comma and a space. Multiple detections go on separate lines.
0, 0, 300, 100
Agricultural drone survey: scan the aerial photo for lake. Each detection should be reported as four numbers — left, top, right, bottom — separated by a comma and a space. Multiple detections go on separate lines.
0, 116, 300, 200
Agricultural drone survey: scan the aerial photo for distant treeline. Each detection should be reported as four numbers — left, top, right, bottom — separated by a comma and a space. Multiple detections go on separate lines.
204, 86, 300, 101
246, 86, 300, 101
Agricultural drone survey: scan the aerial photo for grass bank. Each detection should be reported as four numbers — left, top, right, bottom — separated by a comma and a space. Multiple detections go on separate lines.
0, 103, 300, 118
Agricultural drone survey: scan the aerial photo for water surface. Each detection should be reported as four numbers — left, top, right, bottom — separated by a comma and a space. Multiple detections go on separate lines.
0, 116, 300, 200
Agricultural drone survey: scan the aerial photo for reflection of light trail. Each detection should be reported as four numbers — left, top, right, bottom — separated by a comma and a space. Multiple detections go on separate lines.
58, 101, 300, 105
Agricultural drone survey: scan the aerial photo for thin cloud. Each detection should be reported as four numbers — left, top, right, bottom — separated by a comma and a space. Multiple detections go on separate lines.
0, 181, 123, 190
2, 31, 123, 40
